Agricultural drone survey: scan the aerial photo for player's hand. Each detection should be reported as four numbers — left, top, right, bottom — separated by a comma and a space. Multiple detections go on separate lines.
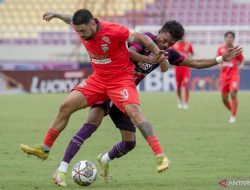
43, 12, 56, 22
238, 63, 244, 70
150, 50, 168, 63
222, 46, 243, 62
159, 58, 169, 72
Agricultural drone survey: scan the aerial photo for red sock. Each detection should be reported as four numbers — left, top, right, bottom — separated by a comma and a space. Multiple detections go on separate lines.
231, 98, 238, 117
146, 135, 164, 156
184, 84, 189, 104
43, 128, 60, 148
225, 101, 232, 111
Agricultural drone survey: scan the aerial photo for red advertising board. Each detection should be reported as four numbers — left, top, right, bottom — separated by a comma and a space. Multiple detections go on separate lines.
0, 69, 92, 94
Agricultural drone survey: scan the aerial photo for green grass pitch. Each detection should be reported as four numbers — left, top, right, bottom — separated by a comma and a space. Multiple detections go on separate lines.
0, 92, 249, 190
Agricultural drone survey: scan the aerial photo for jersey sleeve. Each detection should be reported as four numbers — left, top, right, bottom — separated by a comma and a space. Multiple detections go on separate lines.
216, 47, 222, 56
167, 49, 185, 66
189, 43, 194, 55
111, 23, 130, 42
128, 32, 155, 53
237, 53, 244, 62
128, 42, 143, 52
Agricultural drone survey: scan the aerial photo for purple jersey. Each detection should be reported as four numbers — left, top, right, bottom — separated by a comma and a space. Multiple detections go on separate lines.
129, 32, 185, 85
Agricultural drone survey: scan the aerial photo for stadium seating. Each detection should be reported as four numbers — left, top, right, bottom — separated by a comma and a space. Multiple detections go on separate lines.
0, 0, 250, 44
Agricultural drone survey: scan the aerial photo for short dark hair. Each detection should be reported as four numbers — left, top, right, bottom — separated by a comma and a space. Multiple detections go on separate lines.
160, 20, 184, 40
224, 31, 235, 38
72, 9, 94, 25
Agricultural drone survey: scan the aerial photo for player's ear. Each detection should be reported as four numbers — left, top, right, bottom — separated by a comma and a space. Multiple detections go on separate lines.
89, 19, 95, 27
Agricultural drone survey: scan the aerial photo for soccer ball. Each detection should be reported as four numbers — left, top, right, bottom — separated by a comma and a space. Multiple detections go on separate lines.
71, 160, 97, 186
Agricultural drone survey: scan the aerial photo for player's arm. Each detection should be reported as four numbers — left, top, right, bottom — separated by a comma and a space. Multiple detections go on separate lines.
127, 31, 169, 72
43, 12, 72, 24
179, 46, 243, 69
238, 61, 244, 70
128, 46, 166, 64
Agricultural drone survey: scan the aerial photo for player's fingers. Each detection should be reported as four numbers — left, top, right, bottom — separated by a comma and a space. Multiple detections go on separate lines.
234, 49, 243, 56
233, 45, 239, 49
234, 47, 243, 54
158, 50, 165, 56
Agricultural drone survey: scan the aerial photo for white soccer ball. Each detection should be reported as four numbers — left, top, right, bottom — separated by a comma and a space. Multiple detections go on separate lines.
71, 160, 97, 186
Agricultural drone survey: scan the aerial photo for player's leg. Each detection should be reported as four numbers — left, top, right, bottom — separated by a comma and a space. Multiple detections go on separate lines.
229, 77, 239, 123
107, 79, 168, 173
98, 104, 136, 182
183, 70, 190, 109
20, 76, 108, 160
222, 93, 231, 111
54, 104, 107, 186
125, 104, 169, 173
175, 70, 183, 109
221, 80, 231, 111
98, 130, 136, 182
20, 90, 87, 160
229, 90, 238, 123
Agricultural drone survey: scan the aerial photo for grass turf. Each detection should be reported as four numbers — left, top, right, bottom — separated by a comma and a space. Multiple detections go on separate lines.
0, 92, 249, 190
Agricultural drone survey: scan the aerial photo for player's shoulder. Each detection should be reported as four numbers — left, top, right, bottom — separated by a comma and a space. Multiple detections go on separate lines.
143, 32, 156, 40
218, 44, 225, 50
101, 20, 127, 31
184, 41, 192, 46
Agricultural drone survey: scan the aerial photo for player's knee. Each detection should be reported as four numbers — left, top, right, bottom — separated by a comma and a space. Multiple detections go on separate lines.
124, 141, 136, 151
231, 91, 237, 99
221, 95, 228, 102
129, 110, 144, 126
85, 120, 100, 128
59, 101, 74, 116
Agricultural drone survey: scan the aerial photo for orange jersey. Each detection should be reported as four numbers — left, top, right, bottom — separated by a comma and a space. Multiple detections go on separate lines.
217, 44, 244, 79
79, 19, 134, 81
172, 41, 193, 73
172, 41, 194, 57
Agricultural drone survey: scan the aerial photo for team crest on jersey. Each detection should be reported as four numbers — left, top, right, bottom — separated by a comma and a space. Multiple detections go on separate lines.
102, 36, 111, 44
101, 44, 109, 53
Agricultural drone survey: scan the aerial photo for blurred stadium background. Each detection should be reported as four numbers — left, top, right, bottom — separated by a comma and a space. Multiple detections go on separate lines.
0, 0, 250, 94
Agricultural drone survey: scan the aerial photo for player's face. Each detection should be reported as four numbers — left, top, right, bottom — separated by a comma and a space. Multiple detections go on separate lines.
74, 21, 96, 40
155, 32, 177, 50
224, 34, 234, 46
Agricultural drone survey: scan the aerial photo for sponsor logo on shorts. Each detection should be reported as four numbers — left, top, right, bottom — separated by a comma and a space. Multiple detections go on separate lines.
120, 89, 129, 100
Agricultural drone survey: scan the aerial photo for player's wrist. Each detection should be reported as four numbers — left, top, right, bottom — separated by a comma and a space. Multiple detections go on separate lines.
216, 56, 224, 64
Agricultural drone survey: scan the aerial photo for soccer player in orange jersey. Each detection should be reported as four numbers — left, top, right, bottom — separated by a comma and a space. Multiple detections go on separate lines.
217, 31, 244, 123
20, 9, 170, 175
172, 37, 194, 109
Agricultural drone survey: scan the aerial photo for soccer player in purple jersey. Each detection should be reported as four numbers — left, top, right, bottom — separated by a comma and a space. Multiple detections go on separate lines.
52, 21, 243, 186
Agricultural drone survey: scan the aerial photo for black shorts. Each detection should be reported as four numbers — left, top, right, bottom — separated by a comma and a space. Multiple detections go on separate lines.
91, 100, 136, 132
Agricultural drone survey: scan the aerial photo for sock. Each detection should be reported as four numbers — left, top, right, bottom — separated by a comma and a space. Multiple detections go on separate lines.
231, 97, 238, 117
146, 135, 164, 156
107, 141, 136, 160
43, 128, 60, 151
101, 153, 111, 163
184, 84, 189, 104
58, 161, 69, 173
62, 123, 97, 163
